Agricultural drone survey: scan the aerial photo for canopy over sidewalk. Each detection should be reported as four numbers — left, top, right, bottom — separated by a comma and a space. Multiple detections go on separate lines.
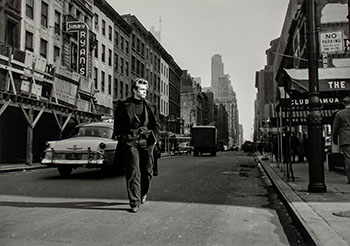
284, 67, 350, 93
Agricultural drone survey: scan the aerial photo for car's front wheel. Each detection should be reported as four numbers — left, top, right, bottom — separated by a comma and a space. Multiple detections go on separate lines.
58, 167, 73, 177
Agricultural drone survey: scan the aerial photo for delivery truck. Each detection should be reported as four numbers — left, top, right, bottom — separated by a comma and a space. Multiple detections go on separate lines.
191, 126, 217, 156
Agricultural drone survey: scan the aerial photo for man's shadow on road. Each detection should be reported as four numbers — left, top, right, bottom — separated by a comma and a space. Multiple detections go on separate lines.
0, 201, 130, 212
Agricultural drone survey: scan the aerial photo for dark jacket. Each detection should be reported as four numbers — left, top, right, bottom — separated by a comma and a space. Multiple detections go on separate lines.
333, 107, 350, 146
114, 97, 160, 146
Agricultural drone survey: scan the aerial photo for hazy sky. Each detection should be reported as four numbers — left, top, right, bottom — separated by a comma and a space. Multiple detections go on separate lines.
110, 0, 290, 141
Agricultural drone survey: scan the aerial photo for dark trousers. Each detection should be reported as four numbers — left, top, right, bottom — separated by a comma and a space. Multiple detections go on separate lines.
125, 140, 154, 207
341, 145, 350, 183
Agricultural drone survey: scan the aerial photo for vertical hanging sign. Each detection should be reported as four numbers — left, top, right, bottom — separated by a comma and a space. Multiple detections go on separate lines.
66, 21, 88, 77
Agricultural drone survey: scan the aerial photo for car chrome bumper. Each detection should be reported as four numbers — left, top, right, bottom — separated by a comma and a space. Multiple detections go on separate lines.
41, 159, 105, 166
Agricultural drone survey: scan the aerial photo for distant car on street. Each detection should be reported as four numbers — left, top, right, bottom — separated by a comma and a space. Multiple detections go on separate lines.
173, 142, 193, 155
41, 122, 119, 177
241, 141, 256, 153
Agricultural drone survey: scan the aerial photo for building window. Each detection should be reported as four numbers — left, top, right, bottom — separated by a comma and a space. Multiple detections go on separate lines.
94, 67, 98, 89
141, 43, 145, 57
115, 31, 119, 47
101, 44, 105, 62
136, 38, 140, 52
54, 11, 61, 35
120, 81, 124, 100
102, 20, 105, 36
131, 34, 135, 49
94, 14, 99, 30
131, 56, 135, 73
26, 0, 34, 19
101, 71, 105, 92
25, 31, 33, 51
76, 9, 82, 21
114, 53, 118, 72
120, 57, 124, 75
141, 63, 144, 77
114, 78, 118, 98
41, 1, 48, 28
54, 46, 60, 61
95, 43, 98, 58
125, 61, 129, 76
125, 41, 129, 54
40, 39, 47, 58
108, 75, 112, 95
109, 25, 112, 41
136, 59, 140, 75
108, 49, 112, 66
120, 36, 124, 51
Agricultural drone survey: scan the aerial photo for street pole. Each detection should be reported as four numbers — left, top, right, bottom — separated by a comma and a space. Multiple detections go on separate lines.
306, 0, 327, 192
348, 0, 350, 40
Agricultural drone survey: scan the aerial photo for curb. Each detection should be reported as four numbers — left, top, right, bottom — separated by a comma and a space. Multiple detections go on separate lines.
255, 154, 348, 246
0, 164, 48, 173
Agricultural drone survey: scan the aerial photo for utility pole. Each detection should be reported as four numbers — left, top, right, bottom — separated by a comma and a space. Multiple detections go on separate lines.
306, 0, 327, 192
348, 0, 350, 38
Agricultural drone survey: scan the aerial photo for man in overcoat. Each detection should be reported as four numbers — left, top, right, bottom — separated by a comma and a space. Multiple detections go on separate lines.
114, 78, 160, 212
333, 96, 350, 184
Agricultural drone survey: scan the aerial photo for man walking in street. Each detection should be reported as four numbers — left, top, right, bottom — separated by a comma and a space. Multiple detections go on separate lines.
114, 78, 160, 212
333, 96, 350, 184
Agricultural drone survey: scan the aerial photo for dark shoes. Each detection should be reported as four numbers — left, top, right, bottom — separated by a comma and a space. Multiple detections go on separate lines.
130, 206, 139, 213
141, 195, 147, 204
129, 195, 147, 212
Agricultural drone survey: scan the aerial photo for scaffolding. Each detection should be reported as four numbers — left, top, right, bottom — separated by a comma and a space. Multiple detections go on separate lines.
0, 44, 101, 164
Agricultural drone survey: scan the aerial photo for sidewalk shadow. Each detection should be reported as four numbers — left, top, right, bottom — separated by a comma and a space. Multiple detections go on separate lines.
0, 200, 130, 212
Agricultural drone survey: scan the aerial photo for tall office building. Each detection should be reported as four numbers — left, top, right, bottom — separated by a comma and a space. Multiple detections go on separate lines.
211, 54, 224, 98
211, 54, 240, 146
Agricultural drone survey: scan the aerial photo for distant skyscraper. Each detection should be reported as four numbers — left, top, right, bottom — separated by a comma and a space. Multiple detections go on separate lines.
150, 17, 162, 42
211, 54, 240, 147
211, 54, 224, 98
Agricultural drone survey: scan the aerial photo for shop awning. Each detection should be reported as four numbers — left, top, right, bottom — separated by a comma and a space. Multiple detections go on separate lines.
284, 67, 350, 93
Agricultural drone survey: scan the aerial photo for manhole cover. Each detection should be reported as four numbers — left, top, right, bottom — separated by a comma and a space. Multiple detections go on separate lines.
333, 211, 350, 218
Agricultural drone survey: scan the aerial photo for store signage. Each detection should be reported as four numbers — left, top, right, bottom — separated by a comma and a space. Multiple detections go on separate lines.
322, 79, 350, 91
66, 21, 88, 77
322, 53, 328, 68
291, 97, 340, 106
320, 31, 344, 53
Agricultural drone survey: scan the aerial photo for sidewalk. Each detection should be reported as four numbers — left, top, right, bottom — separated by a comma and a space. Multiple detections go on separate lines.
257, 154, 350, 246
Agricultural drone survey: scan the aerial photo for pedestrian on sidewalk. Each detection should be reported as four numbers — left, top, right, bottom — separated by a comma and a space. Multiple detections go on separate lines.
114, 78, 160, 212
298, 133, 308, 162
332, 96, 350, 184
291, 132, 300, 162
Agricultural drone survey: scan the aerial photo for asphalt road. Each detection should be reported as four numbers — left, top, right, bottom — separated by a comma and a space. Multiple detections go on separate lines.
0, 151, 304, 246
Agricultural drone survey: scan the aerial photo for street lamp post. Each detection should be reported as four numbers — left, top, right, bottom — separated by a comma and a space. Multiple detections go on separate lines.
306, 0, 327, 192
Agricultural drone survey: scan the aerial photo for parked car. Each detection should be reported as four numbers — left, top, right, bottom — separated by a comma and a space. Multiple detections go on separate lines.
41, 122, 119, 177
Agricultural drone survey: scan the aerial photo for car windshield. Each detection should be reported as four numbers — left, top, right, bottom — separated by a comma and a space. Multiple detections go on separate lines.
77, 126, 113, 138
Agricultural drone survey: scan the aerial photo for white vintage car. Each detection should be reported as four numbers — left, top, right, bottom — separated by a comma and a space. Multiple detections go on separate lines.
41, 122, 119, 177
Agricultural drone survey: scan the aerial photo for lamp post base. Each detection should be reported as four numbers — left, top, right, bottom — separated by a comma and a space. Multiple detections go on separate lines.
308, 183, 327, 193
